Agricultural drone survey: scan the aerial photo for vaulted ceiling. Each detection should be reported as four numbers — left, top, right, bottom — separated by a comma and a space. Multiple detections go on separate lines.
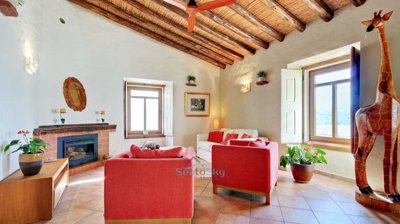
69, 0, 367, 69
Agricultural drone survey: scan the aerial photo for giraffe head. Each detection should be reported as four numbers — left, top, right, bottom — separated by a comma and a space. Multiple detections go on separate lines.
362, 10, 393, 32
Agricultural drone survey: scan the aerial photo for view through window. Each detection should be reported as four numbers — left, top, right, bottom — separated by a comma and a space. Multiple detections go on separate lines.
125, 83, 164, 138
310, 62, 351, 143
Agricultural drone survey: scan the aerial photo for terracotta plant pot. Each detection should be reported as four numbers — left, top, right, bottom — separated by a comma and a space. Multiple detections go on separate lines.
258, 77, 266, 82
290, 163, 314, 183
19, 153, 44, 176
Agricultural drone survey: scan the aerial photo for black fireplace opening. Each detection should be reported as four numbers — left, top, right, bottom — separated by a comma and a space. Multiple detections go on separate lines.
57, 134, 98, 168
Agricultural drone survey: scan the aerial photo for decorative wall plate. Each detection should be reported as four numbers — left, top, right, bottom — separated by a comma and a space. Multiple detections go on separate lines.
63, 77, 87, 112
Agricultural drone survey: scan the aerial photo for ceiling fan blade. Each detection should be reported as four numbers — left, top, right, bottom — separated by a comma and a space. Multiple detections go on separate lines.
196, 0, 235, 11
163, 0, 187, 11
187, 14, 196, 32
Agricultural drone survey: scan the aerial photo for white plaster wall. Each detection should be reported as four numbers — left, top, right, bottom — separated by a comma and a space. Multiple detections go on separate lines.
0, 0, 220, 180
0, 1, 43, 180
220, 0, 400, 190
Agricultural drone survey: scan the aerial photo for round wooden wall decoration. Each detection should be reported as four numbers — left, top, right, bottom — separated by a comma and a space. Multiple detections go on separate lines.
63, 77, 87, 112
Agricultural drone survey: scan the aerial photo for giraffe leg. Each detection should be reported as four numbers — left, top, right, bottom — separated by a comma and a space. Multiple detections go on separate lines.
390, 135, 400, 202
383, 133, 399, 202
359, 133, 377, 194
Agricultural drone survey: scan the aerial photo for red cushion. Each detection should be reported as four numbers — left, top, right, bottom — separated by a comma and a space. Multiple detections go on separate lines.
249, 139, 267, 147
221, 133, 239, 145
130, 145, 183, 158
241, 133, 251, 139
208, 131, 224, 143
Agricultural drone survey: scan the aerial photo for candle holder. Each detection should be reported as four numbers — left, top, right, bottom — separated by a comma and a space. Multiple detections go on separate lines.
100, 110, 106, 123
59, 108, 66, 124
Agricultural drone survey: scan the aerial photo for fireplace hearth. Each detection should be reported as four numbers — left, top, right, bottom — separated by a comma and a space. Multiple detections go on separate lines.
57, 134, 98, 168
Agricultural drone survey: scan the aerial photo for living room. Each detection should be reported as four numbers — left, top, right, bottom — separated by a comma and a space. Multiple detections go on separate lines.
1, 0, 400, 223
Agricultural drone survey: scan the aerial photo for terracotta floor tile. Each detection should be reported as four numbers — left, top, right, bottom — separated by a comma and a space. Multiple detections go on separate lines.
220, 197, 251, 216
249, 217, 284, 224
250, 205, 283, 221
314, 211, 352, 224
348, 214, 400, 224
195, 196, 223, 212
193, 209, 218, 224
278, 195, 310, 209
305, 198, 343, 213
215, 213, 250, 224
280, 207, 319, 224
195, 186, 206, 196
75, 211, 105, 224
337, 201, 379, 217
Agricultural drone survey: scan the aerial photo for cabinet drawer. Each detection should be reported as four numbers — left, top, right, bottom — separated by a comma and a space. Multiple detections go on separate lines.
54, 170, 68, 208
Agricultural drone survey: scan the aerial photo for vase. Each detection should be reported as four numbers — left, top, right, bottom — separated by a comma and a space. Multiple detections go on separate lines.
290, 163, 314, 183
19, 153, 44, 176
258, 77, 266, 82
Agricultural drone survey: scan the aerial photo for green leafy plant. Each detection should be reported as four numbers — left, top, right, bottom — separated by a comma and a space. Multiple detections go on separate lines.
257, 71, 267, 78
3, 130, 48, 154
187, 75, 196, 82
280, 144, 327, 168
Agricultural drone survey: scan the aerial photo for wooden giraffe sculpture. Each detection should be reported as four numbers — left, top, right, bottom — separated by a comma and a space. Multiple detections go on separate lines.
353, 10, 400, 202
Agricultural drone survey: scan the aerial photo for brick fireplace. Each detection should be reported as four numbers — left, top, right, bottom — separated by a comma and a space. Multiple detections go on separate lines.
33, 123, 116, 175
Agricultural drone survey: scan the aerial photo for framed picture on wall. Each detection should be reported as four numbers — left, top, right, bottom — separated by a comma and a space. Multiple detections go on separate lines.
184, 92, 210, 117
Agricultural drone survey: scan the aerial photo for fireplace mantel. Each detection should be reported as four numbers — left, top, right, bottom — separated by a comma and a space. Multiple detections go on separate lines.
34, 123, 117, 135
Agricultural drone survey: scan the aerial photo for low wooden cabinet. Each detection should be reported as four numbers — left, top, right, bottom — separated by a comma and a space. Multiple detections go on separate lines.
0, 158, 69, 224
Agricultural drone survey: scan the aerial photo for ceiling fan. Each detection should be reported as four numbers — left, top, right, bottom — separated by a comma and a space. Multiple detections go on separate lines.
164, 0, 235, 32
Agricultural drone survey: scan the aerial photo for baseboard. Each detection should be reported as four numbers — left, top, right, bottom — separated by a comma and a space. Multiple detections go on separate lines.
314, 169, 355, 183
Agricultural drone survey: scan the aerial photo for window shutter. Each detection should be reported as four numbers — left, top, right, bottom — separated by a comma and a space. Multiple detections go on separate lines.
281, 69, 303, 143
163, 83, 173, 137
351, 47, 361, 150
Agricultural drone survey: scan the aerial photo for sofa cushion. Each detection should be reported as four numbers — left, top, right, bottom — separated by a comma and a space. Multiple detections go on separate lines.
130, 145, 183, 158
198, 141, 220, 152
241, 133, 251, 139
208, 131, 224, 143
234, 129, 259, 138
249, 139, 267, 148
221, 133, 239, 145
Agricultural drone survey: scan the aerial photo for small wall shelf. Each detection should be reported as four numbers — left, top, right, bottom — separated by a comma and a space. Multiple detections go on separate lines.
256, 81, 269, 86
186, 83, 197, 87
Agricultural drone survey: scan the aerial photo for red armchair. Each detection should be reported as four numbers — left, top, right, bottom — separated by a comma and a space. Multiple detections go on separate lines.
104, 148, 194, 224
211, 141, 279, 205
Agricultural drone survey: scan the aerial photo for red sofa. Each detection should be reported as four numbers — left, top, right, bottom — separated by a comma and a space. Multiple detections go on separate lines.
104, 148, 194, 224
212, 141, 279, 205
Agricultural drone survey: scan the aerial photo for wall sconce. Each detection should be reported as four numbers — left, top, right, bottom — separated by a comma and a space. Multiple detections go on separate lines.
25, 57, 38, 75
213, 118, 220, 130
100, 110, 106, 123
240, 82, 251, 93
59, 108, 66, 124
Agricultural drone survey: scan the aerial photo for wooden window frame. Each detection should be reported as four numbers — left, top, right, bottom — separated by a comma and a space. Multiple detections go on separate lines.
124, 83, 165, 139
309, 62, 351, 144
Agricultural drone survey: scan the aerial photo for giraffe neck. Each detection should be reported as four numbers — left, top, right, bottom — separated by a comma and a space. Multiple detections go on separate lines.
375, 25, 396, 102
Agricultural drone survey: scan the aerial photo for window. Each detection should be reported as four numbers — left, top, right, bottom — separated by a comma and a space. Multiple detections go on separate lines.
125, 83, 164, 138
310, 62, 351, 144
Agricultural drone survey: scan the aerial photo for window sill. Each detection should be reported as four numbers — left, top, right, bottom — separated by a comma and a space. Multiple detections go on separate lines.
306, 141, 351, 153
125, 134, 166, 140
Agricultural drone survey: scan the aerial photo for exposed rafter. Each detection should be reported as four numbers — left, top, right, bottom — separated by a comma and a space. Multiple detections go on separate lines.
69, 0, 226, 68
302, 0, 334, 22
229, 3, 285, 42
263, 0, 306, 32
352, 0, 367, 7
199, 10, 269, 49
120, 0, 234, 64
151, 0, 256, 56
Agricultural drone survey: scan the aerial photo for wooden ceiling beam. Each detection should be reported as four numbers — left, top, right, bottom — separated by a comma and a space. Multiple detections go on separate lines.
200, 10, 269, 49
263, 0, 306, 32
229, 3, 285, 42
125, 0, 243, 61
118, 0, 233, 64
302, 0, 334, 22
69, 0, 226, 69
151, 0, 256, 56
352, 0, 366, 7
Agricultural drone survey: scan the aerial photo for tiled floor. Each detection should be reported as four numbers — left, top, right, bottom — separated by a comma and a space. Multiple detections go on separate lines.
37, 167, 400, 224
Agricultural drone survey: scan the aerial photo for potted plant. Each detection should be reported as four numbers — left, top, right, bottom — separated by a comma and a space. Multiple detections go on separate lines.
280, 144, 327, 183
187, 75, 196, 84
257, 71, 267, 82
3, 130, 48, 176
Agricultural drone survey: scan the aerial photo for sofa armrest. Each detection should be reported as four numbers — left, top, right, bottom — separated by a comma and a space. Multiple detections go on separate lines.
104, 156, 194, 221
197, 133, 208, 142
